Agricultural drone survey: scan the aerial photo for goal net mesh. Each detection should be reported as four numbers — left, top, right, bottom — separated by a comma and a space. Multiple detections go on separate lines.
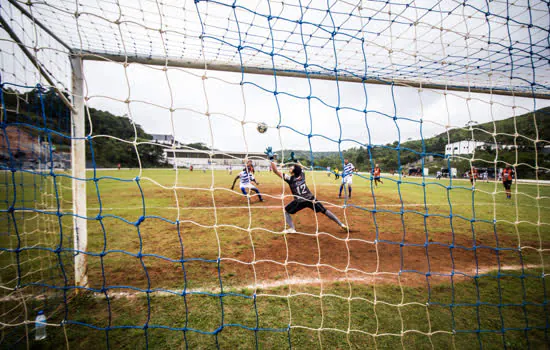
1, 0, 549, 348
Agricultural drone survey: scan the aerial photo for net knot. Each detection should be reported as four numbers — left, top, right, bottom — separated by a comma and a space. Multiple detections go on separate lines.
135, 216, 145, 226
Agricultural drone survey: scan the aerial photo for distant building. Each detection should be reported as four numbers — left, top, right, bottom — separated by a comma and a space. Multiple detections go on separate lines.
151, 134, 175, 144
163, 149, 271, 170
445, 140, 519, 156
445, 141, 486, 156
489, 144, 517, 151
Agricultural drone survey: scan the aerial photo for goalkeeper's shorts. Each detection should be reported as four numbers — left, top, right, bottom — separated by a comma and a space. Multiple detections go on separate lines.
285, 199, 326, 215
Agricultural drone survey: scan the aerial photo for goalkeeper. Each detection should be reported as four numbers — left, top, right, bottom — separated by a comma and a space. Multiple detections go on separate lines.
265, 147, 348, 233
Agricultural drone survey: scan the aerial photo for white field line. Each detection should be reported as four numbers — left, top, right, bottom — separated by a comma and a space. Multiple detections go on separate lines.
14, 202, 550, 213
0, 265, 544, 302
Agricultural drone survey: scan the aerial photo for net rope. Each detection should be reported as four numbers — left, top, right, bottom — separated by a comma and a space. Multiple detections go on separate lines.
1, 0, 549, 348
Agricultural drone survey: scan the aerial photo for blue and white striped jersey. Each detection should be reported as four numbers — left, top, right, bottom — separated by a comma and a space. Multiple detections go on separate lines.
342, 162, 355, 177
239, 170, 256, 186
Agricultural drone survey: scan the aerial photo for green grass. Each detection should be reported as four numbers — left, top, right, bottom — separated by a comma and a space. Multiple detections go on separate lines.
1, 169, 549, 348
4, 275, 548, 349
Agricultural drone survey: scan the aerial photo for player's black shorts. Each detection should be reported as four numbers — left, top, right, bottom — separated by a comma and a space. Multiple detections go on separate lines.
285, 199, 327, 214
503, 180, 512, 190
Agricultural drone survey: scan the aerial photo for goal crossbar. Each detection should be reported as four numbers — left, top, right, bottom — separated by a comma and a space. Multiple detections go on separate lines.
79, 52, 550, 100
6, 0, 549, 100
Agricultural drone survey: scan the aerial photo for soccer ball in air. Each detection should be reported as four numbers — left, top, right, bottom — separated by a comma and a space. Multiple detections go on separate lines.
256, 122, 268, 134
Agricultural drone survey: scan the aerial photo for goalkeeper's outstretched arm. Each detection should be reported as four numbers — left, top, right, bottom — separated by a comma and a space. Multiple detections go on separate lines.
270, 161, 283, 179
265, 146, 282, 179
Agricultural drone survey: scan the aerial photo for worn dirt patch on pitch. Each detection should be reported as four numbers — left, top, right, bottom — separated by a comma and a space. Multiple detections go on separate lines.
84, 184, 547, 291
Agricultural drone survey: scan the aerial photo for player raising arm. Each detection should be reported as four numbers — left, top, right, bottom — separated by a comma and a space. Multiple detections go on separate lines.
231, 166, 263, 202
265, 147, 348, 233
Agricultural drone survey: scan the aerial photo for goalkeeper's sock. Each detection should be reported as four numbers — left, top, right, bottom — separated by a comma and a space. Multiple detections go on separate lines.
324, 210, 344, 227
284, 212, 295, 230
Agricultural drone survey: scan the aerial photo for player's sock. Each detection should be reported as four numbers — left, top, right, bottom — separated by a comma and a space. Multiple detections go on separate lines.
252, 188, 263, 201
324, 210, 344, 227
348, 186, 352, 198
339, 185, 344, 197
240, 188, 248, 196
284, 212, 295, 230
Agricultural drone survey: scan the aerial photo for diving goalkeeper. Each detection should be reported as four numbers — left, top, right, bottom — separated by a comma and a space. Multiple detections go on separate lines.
265, 147, 348, 233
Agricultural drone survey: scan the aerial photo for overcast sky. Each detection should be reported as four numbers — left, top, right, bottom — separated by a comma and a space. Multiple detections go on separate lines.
1, 0, 548, 155
82, 60, 550, 153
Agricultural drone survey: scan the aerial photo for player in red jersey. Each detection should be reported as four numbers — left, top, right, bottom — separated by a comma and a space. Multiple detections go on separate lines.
501, 166, 514, 199
373, 164, 383, 187
468, 167, 478, 186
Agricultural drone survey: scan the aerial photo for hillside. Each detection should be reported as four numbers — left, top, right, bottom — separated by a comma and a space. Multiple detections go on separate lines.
293, 107, 550, 179
3, 87, 548, 177
399, 106, 550, 155
1, 88, 167, 168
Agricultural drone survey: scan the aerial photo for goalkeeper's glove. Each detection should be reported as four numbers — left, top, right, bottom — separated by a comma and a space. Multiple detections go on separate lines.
286, 151, 298, 163
265, 146, 275, 161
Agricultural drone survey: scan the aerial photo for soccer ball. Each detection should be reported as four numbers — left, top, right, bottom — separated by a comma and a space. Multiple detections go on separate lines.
256, 122, 268, 134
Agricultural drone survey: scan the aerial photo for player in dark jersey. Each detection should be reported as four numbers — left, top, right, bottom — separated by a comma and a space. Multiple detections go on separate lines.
265, 147, 348, 233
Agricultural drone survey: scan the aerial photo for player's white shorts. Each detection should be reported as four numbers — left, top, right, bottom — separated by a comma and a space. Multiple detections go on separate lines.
343, 176, 353, 185
240, 183, 257, 190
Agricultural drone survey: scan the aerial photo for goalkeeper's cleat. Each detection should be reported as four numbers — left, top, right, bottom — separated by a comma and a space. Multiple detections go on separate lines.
282, 228, 297, 234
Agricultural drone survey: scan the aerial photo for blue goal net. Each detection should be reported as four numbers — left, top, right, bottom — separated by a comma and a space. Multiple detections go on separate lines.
1, 0, 549, 348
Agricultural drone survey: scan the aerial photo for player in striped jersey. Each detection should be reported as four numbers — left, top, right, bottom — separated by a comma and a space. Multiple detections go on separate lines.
231, 166, 263, 202
339, 159, 356, 199
264, 147, 347, 233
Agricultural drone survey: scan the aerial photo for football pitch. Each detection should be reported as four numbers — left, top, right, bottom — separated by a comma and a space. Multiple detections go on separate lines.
1, 169, 549, 349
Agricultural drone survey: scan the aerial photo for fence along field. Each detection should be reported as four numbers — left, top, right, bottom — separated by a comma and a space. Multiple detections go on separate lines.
1, 0, 550, 349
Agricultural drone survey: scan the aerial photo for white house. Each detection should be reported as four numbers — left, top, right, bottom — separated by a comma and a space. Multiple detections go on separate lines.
151, 134, 175, 144
445, 141, 486, 156
163, 149, 271, 170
